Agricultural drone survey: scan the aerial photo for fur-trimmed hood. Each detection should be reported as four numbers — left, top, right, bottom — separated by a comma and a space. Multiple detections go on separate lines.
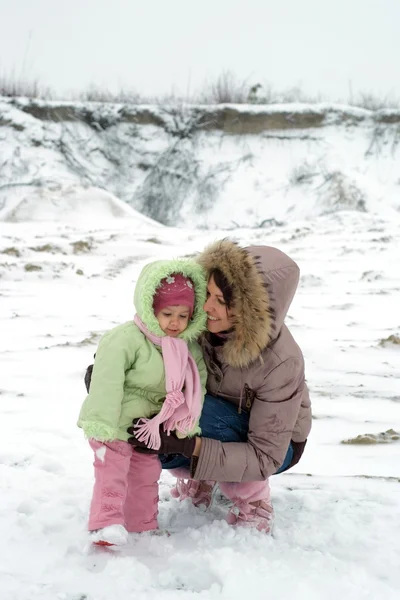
197, 241, 300, 367
133, 258, 207, 342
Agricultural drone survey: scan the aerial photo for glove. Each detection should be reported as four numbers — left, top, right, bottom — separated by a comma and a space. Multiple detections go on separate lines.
127, 419, 196, 458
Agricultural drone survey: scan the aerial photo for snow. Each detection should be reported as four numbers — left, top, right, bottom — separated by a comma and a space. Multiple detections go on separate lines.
1, 207, 400, 599
196, 101, 373, 118
0, 184, 163, 225
91, 525, 129, 546
95, 447, 106, 462
1, 97, 400, 597
1, 96, 381, 115
2, 98, 400, 229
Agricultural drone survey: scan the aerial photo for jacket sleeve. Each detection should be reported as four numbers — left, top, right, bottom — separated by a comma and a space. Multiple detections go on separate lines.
77, 327, 137, 441
193, 358, 305, 482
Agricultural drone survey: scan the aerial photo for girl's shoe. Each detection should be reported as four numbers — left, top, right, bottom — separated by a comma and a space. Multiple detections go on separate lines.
171, 479, 216, 509
91, 524, 129, 546
226, 499, 274, 533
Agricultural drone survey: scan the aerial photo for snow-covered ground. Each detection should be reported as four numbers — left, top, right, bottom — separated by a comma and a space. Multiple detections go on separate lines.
1, 205, 400, 599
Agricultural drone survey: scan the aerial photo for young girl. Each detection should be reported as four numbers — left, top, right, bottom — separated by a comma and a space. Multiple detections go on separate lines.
78, 259, 207, 546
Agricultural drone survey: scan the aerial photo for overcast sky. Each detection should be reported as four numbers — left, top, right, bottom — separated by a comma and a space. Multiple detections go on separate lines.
1, 0, 399, 100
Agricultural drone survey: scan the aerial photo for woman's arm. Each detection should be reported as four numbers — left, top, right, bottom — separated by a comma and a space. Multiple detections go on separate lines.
192, 358, 305, 482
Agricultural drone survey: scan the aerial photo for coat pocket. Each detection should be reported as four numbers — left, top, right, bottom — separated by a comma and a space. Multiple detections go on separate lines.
244, 384, 256, 411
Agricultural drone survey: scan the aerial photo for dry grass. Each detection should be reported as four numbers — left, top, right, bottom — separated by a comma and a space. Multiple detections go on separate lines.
79, 85, 142, 104
0, 73, 52, 99
342, 429, 400, 445
2, 247, 21, 257
379, 334, 400, 346
1, 70, 399, 110
200, 70, 249, 104
24, 263, 42, 272
347, 91, 400, 111
71, 239, 93, 254
30, 243, 64, 254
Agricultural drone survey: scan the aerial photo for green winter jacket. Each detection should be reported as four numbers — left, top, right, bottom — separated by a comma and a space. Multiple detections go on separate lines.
77, 259, 208, 442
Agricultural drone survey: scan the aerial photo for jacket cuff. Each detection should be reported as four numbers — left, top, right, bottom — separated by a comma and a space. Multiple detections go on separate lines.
190, 437, 221, 480
78, 420, 118, 442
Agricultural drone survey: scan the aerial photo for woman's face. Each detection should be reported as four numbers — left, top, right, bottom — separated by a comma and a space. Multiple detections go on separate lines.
203, 275, 234, 333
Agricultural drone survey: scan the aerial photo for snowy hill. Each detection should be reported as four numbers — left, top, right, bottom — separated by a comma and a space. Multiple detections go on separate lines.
1, 97, 400, 227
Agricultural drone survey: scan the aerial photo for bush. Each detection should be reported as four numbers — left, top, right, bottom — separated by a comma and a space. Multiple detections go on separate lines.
348, 91, 400, 111
319, 171, 366, 213
79, 85, 142, 104
1, 68, 400, 110
200, 70, 249, 104
0, 73, 52, 99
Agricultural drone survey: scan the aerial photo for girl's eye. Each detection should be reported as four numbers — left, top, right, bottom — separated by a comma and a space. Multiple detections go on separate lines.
162, 313, 171, 317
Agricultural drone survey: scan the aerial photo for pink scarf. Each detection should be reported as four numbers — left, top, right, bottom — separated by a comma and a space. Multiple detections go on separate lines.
133, 314, 202, 450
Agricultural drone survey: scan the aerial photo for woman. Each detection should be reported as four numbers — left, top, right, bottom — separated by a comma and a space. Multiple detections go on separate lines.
128, 240, 312, 533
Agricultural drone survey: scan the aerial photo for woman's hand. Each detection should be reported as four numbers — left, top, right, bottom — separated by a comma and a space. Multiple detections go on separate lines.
127, 419, 197, 458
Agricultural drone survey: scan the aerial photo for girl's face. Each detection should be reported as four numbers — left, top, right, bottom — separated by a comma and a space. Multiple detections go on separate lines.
203, 275, 235, 333
156, 305, 190, 337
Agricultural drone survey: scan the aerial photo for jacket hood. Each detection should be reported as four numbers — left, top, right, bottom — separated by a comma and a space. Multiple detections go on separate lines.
197, 240, 300, 367
133, 258, 207, 342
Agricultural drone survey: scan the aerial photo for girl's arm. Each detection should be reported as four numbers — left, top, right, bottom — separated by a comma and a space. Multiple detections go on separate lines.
78, 325, 137, 441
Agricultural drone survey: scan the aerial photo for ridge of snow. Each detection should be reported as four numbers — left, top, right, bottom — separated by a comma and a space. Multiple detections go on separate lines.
0, 184, 163, 225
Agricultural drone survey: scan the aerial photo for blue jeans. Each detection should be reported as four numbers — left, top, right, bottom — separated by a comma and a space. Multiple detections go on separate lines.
160, 394, 294, 474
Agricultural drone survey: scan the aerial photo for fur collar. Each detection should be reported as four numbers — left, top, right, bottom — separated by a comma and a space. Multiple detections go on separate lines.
197, 240, 272, 368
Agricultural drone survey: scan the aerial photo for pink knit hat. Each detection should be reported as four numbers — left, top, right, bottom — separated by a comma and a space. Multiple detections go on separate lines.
153, 273, 195, 317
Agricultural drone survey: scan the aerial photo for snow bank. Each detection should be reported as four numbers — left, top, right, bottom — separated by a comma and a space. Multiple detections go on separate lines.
0, 184, 163, 225
1, 97, 400, 227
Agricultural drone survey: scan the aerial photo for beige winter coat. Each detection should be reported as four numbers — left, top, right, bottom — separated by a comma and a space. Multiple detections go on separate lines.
193, 241, 312, 482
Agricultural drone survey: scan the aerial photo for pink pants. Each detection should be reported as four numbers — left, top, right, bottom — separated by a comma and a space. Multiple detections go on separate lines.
170, 468, 271, 503
88, 439, 161, 533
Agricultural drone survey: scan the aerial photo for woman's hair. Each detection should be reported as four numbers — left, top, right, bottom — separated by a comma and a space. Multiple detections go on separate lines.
209, 268, 234, 308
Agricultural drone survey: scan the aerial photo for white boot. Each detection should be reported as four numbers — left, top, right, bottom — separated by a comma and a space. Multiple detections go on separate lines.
91, 524, 128, 546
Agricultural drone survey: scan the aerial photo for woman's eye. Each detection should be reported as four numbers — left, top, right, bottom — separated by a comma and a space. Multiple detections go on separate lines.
217, 298, 226, 306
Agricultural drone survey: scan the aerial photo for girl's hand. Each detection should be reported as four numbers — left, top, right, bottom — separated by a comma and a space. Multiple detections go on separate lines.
127, 419, 196, 457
